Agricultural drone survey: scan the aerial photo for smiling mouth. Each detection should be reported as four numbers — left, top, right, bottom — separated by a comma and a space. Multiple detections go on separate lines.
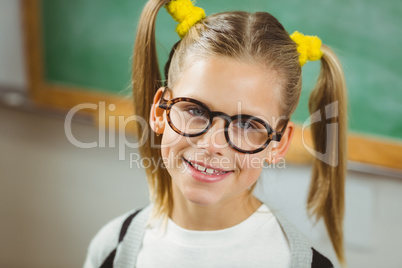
182, 157, 233, 176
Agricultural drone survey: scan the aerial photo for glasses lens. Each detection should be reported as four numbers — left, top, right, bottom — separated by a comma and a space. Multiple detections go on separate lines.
169, 101, 210, 135
228, 117, 269, 151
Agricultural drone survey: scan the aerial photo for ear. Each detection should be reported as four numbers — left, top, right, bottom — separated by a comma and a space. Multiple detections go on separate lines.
149, 87, 167, 134
265, 121, 295, 164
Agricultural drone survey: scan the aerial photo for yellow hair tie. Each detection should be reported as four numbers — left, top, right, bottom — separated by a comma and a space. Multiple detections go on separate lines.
166, 0, 206, 38
290, 31, 323, 66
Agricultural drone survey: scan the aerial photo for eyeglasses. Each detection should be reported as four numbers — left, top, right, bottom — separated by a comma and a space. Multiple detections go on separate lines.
158, 87, 288, 154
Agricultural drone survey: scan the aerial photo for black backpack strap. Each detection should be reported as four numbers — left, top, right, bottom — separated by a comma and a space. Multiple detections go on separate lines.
311, 247, 334, 268
99, 209, 143, 268
118, 209, 142, 243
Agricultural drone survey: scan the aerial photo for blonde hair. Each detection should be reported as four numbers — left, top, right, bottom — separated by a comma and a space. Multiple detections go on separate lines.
132, 0, 347, 265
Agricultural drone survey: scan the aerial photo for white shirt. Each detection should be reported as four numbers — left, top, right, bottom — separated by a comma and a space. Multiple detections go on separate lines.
136, 204, 291, 268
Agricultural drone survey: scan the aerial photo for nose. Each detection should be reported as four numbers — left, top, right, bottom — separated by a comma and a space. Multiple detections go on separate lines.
195, 117, 228, 155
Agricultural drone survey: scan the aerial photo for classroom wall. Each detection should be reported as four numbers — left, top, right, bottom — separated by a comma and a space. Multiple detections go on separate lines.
0, 0, 26, 89
1, 1, 401, 267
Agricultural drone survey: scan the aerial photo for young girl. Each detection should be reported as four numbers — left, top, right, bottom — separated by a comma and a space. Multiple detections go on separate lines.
84, 0, 347, 267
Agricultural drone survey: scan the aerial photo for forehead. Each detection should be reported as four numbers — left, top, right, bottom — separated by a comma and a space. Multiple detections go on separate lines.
172, 57, 282, 120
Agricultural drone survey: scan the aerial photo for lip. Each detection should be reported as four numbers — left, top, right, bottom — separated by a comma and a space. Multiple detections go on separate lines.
183, 157, 233, 183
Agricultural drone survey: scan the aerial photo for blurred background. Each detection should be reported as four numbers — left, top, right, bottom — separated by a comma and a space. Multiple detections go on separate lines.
1, 0, 401, 267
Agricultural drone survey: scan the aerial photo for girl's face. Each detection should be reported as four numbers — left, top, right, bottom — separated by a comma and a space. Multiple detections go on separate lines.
152, 56, 291, 207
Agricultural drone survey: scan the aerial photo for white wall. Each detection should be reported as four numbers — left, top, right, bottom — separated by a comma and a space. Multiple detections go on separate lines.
0, 0, 26, 89
0, 107, 151, 268
0, 1, 401, 268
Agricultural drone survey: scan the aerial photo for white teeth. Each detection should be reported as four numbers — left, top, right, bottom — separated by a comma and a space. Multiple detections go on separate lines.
205, 168, 214, 174
196, 164, 206, 172
191, 161, 228, 175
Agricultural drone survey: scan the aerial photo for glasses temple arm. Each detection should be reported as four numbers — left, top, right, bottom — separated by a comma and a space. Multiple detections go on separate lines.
158, 88, 171, 109
271, 119, 289, 142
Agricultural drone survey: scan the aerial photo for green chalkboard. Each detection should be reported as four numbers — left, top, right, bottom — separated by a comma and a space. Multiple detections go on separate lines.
40, 0, 402, 140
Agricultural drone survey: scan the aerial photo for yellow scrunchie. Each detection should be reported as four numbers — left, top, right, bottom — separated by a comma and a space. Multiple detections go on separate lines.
166, 0, 206, 38
290, 31, 323, 66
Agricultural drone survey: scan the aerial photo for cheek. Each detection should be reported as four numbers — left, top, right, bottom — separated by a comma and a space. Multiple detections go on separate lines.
160, 126, 192, 167
161, 129, 178, 158
236, 154, 266, 182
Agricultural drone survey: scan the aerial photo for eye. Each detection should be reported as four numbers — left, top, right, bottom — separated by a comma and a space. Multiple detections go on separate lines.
236, 119, 259, 130
184, 105, 207, 117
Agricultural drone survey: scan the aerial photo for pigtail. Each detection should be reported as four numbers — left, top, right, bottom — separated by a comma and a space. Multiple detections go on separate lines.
132, 0, 173, 222
307, 44, 348, 266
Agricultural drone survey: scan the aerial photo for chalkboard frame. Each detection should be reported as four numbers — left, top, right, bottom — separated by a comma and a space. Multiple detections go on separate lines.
21, 0, 402, 170
21, 0, 134, 126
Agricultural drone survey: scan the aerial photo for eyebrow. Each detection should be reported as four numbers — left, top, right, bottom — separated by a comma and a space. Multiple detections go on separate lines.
183, 94, 274, 122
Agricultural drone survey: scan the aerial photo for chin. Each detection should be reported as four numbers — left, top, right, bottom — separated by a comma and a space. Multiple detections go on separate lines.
182, 189, 220, 207
188, 198, 217, 207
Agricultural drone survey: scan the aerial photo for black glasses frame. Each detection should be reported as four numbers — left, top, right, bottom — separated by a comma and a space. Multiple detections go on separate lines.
158, 87, 288, 154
